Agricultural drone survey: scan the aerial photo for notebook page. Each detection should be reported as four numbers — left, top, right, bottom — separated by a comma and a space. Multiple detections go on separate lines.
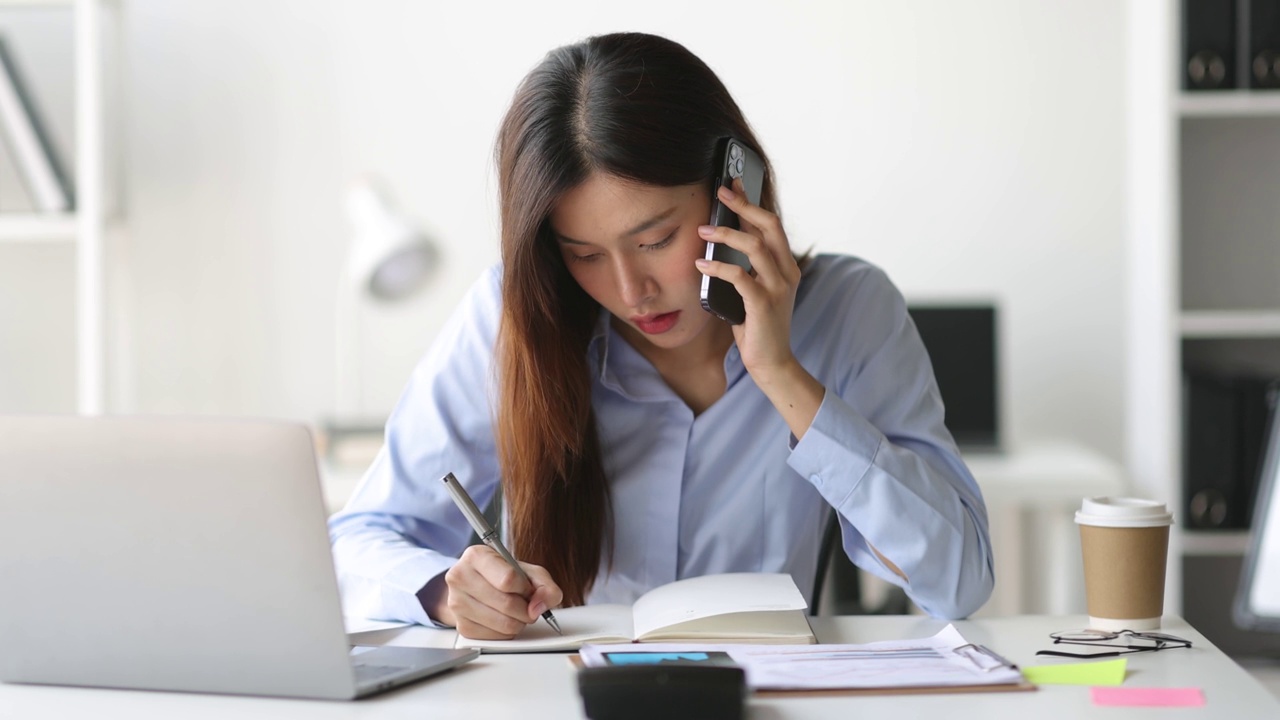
639, 609, 815, 643
631, 573, 807, 640
455, 603, 633, 653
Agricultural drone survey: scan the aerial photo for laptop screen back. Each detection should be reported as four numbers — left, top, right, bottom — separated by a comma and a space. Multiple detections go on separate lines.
0, 417, 358, 699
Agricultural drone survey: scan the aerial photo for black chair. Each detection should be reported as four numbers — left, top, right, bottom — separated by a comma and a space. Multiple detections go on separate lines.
809, 508, 911, 616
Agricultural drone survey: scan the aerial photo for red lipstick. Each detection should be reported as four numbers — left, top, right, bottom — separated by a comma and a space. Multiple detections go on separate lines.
632, 311, 680, 335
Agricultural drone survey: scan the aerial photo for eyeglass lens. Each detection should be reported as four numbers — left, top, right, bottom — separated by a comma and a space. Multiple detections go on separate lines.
1050, 629, 1190, 647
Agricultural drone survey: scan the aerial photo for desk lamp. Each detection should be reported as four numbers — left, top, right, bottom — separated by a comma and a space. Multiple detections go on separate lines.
329, 177, 437, 459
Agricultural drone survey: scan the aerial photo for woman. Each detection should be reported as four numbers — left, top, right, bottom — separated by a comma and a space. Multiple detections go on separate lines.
329, 32, 993, 640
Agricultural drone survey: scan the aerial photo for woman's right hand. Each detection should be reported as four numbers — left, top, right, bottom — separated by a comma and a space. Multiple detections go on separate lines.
431, 544, 564, 640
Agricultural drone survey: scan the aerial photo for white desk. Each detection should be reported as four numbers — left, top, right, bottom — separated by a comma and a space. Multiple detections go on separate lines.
968, 442, 1126, 616
2, 614, 1277, 719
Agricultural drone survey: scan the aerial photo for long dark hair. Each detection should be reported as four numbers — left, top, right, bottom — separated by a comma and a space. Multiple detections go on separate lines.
494, 32, 779, 606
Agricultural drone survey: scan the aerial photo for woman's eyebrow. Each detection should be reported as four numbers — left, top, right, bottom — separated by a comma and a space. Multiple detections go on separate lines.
621, 206, 679, 237
554, 205, 680, 245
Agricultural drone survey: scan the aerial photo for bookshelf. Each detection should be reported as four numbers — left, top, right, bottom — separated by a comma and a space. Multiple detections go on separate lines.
1177, 91, 1280, 117
0, 212, 75, 241
1181, 311, 1280, 339
1128, 0, 1280, 654
0, 0, 113, 414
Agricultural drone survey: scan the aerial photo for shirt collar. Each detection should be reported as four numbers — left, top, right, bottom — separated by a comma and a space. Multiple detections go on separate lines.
587, 311, 679, 403
587, 309, 612, 384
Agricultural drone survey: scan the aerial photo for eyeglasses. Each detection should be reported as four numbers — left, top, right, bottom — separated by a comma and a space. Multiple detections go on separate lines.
1035, 629, 1192, 659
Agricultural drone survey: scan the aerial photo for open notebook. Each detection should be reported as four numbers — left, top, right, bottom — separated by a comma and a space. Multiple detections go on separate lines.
456, 572, 815, 653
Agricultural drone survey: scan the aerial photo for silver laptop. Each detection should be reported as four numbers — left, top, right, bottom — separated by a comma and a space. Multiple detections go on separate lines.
0, 416, 477, 700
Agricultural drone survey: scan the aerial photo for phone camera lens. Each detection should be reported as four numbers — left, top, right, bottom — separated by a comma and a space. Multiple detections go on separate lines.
726, 143, 745, 178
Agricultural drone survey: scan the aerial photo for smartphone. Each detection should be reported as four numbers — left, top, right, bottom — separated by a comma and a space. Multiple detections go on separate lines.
699, 137, 765, 325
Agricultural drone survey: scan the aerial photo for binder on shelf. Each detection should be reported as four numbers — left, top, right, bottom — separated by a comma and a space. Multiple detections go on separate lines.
1183, 372, 1279, 529
1250, 0, 1280, 89
1182, 0, 1238, 90
0, 33, 73, 213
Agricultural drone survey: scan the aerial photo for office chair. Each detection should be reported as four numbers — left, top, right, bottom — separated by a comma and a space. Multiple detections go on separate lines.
809, 508, 911, 616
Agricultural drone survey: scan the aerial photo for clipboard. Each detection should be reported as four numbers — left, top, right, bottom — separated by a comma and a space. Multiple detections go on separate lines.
570, 627, 1041, 698
567, 655, 1037, 697
759, 640, 1035, 696
755, 679, 1036, 697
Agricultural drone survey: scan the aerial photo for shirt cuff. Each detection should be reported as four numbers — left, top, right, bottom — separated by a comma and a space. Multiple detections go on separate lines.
416, 571, 454, 628
381, 552, 458, 627
786, 387, 884, 509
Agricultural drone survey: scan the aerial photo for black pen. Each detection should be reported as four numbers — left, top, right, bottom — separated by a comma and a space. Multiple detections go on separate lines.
441, 472, 563, 635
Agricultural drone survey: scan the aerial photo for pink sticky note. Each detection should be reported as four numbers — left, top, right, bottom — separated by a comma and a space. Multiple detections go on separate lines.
1091, 687, 1205, 707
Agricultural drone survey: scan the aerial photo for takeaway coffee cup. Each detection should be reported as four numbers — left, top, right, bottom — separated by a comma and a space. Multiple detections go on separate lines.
1075, 497, 1174, 631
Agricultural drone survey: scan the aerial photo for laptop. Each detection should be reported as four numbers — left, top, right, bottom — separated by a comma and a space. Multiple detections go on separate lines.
0, 416, 478, 700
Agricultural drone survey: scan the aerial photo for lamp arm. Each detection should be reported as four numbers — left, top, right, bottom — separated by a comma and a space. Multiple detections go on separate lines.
333, 264, 363, 421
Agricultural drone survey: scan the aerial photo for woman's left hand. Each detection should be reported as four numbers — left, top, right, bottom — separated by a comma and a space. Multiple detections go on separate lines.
695, 183, 803, 381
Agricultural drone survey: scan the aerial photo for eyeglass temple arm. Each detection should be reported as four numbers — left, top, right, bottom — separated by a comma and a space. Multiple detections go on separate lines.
1035, 649, 1125, 659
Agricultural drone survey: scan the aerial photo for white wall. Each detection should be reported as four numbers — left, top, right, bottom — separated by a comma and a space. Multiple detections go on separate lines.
0, 0, 1127, 460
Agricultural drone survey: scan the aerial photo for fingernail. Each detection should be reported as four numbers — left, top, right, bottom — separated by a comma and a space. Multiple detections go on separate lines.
718, 186, 735, 198
531, 601, 547, 617
697, 225, 714, 236
695, 259, 710, 269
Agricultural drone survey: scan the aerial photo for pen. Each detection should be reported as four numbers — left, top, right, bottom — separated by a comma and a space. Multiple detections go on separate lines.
441, 472, 563, 635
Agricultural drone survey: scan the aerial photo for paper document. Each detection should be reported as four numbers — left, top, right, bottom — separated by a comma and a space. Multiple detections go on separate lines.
580, 624, 1024, 691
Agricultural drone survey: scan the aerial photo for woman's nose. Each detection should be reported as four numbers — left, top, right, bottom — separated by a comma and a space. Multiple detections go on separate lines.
614, 259, 656, 308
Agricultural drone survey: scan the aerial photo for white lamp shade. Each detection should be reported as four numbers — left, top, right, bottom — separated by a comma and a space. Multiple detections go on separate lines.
344, 179, 437, 301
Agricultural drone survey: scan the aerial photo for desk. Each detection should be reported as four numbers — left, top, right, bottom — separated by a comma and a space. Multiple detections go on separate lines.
2, 614, 1276, 719
968, 442, 1126, 616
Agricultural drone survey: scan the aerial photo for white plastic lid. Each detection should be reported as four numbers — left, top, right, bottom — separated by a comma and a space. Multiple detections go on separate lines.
1075, 496, 1174, 528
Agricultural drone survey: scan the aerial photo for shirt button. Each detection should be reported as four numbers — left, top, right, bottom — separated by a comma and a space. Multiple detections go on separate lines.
810, 474, 823, 488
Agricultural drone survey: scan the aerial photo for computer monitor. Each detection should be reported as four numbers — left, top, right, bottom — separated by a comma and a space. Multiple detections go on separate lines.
907, 304, 1000, 452
1236, 398, 1280, 634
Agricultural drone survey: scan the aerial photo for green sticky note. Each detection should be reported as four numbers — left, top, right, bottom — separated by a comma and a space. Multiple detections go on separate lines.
1023, 658, 1127, 686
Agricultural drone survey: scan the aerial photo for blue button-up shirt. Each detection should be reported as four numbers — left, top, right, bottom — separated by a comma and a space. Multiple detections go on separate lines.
329, 254, 994, 623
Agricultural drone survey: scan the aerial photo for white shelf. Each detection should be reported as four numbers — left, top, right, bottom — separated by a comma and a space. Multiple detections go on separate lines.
0, 213, 76, 242
1180, 310, 1280, 339
1181, 530, 1252, 556
0, 0, 111, 414
1179, 92, 1280, 118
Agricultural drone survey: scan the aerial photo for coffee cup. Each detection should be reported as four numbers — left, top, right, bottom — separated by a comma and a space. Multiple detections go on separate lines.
1075, 496, 1174, 631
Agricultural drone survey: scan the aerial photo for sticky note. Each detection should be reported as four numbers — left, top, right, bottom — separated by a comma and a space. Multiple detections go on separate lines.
1091, 687, 1205, 707
1022, 657, 1127, 686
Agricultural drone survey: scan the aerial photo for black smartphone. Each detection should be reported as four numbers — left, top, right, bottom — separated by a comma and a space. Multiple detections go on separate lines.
699, 137, 765, 325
